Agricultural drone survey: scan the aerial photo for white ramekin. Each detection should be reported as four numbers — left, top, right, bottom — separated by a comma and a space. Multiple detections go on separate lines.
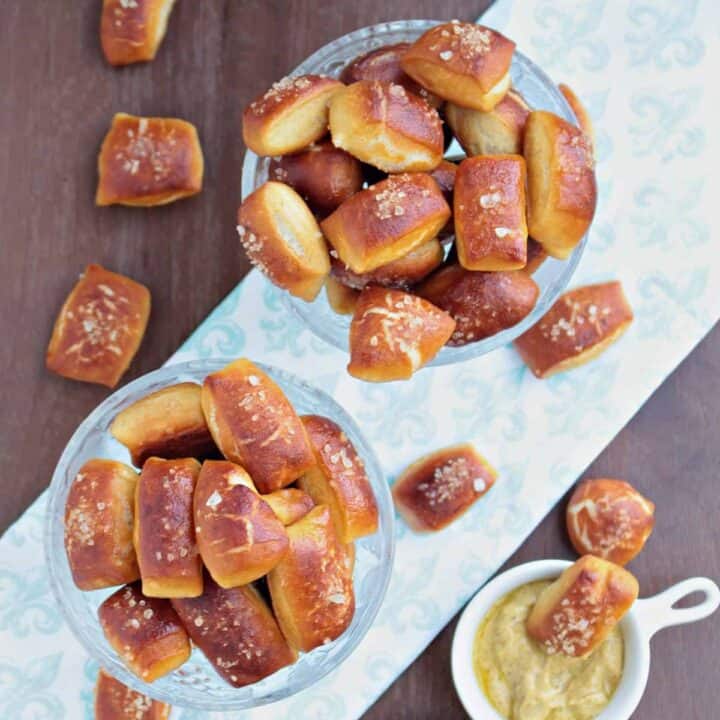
451, 559, 720, 720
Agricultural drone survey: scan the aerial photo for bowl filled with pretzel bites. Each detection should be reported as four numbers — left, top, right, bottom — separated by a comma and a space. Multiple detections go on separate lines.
239, 20, 595, 382
45, 358, 394, 710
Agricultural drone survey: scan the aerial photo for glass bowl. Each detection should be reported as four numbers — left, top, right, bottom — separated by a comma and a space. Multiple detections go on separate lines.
240, 19, 586, 366
44, 359, 395, 711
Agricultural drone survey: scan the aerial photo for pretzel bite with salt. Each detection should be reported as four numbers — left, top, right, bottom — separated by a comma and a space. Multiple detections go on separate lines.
46, 264, 150, 388
64, 459, 139, 591
445, 88, 530, 156
417, 265, 539, 346
201, 358, 315, 493
325, 277, 360, 315
401, 22, 515, 111
268, 141, 363, 217
527, 555, 639, 657
242, 74, 344, 156
100, 0, 176, 67
237, 181, 330, 301
298, 414, 378, 543
99, 583, 191, 682
267, 505, 354, 652
567, 479, 655, 566
96, 113, 203, 206
172, 576, 296, 687
347, 287, 455, 381
110, 382, 217, 467
94, 670, 169, 720
525, 110, 597, 259
134, 457, 203, 598
524, 238, 548, 275
328, 81, 444, 172
262, 488, 315, 526
514, 281, 633, 378
194, 460, 289, 588
321, 173, 450, 273
454, 154, 528, 271
393, 444, 496, 532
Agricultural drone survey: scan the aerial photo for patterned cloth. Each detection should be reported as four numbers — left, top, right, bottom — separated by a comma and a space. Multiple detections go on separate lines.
2, 1, 718, 718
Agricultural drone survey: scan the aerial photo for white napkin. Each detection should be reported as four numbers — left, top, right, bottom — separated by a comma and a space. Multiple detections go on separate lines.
2, 1, 718, 718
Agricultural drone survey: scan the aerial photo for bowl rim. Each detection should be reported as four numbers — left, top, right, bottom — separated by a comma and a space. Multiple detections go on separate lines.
44, 358, 395, 710
240, 18, 587, 367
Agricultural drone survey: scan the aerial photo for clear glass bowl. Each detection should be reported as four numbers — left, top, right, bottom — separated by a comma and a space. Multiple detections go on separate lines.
241, 19, 586, 366
44, 360, 394, 711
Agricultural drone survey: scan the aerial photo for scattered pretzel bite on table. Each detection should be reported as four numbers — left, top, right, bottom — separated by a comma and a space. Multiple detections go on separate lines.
567, 479, 655, 565
96, 113, 203, 207
401, 22, 515, 111
100, 0, 177, 67
237, 181, 330, 301
46, 264, 150, 388
110, 382, 217, 467
172, 575, 296, 687
524, 110, 597, 259
325, 276, 360, 315
321, 173, 450, 274
64, 459, 139, 591
242, 74, 344, 156
298, 414, 379, 543
328, 80, 444, 172
94, 669, 170, 720
134, 457, 203, 598
268, 141, 363, 217
559, 82, 595, 147
392, 443, 496, 532
268, 505, 355, 652
99, 582, 191, 682
200, 358, 315, 493
527, 555, 639, 657
262, 488, 315, 526
194, 460, 289, 588
347, 287, 456, 382
514, 281, 633, 378
454, 154, 528, 270
417, 265, 539, 346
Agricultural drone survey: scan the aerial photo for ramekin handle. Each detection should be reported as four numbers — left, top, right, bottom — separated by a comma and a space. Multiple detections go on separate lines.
635, 577, 720, 639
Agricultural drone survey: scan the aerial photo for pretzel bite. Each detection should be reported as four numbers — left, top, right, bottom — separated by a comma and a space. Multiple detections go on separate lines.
242, 75, 344, 156
514, 281, 633, 378
110, 383, 217, 467
340, 42, 442, 108
64, 459, 139, 591
268, 141, 363, 218
454, 154, 528, 271
429, 160, 457, 239
527, 555, 639, 657
325, 277, 360, 315
262, 488, 315, 526
401, 22, 515, 111
298, 414, 378, 542
321, 173, 450, 273
328, 81, 444, 172
46, 264, 150, 388
194, 460, 289, 587
525, 110, 597, 258
559, 83, 595, 146
567, 479, 655, 566
99, 583, 191, 681
445, 89, 529, 156
417, 265, 539, 346
237, 181, 330, 301
201, 358, 315, 493
134, 457, 203, 598
95, 670, 169, 720
524, 238, 548, 275
172, 575, 296, 687
267, 505, 354, 652
393, 444, 496, 532
100, 0, 176, 67
96, 113, 203, 206
348, 287, 455, 381
330, 238, 444, 291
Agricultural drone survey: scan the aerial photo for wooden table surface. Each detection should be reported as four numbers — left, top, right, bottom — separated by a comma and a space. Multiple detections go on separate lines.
1, 2, 717, 718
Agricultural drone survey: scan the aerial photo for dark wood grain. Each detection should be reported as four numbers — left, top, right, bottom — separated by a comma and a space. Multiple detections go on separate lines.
0, 2, 717, 719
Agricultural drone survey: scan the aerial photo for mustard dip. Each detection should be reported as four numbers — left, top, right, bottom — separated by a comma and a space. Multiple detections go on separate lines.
472, 580, 623, 720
